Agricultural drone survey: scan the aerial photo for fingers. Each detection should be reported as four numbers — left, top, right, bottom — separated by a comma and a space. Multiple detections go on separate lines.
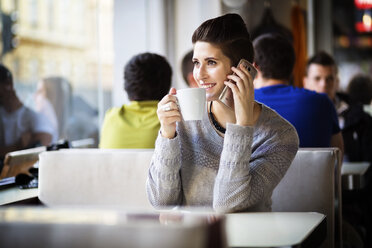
169, 87, 177, 95
224, 64, 255, 104
158, 94, 179, 115
157, 92, 181, 138
227, 65, 254, 91
237, 63, 254, 82
157, 92, 182, 126
159, 92, 177, 105
224, 79, 239, 97
227, 73, 245, 92
160, 101, 177, 112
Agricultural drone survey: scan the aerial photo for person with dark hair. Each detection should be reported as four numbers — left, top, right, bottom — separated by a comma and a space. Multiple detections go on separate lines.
341, 74, 372, 247
341, 74, 372, 162
181, 50, 198, 88
303, 51, 348, 113
99, 52, 172, 149
146, 13, 299, 213
0, 64, 53, 170
347, 74, 372, 105
253, 34, 344, 152
304, 51, 338, 98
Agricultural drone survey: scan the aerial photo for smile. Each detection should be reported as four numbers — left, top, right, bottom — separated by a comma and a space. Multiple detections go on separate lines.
199, 83, 216, 89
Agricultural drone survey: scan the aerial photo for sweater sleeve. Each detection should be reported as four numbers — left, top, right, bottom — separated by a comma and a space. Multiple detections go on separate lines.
213, 122, 299, 213
146, 132, 183, 207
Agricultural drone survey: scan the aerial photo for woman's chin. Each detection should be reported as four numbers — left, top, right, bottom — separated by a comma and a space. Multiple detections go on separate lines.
206, 91, 223, 102
206, 93, 218, 102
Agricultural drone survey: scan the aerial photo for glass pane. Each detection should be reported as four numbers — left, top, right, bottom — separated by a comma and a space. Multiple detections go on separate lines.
0, 0, 114, 148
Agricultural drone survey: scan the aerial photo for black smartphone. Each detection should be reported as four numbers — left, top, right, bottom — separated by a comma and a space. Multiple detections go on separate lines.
218, 59, 257, 107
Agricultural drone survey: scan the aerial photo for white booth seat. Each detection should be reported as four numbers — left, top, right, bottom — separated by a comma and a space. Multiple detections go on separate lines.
38, 149, 155, 209
38, 147, 342, 247
271, 148, 342, 248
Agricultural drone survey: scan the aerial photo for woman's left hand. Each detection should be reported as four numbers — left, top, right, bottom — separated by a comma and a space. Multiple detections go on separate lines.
224, 63, 255, 126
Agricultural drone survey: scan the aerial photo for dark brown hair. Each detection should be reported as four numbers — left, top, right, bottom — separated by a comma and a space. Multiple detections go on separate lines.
124, 53, 172, 101
306, 51, 338, 74
253, 33, 295, 81
347, 74, 372, 105
0, 64, 13, 84
192, 13, 254, 67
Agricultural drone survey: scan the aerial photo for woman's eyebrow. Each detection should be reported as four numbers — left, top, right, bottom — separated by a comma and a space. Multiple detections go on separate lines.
204, 57, 218, 61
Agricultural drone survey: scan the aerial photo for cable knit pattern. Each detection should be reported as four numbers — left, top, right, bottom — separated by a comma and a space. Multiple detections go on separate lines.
146, 103, 299, 213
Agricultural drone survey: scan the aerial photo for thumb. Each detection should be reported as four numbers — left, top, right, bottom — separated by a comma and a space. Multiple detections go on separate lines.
169, 87, 177, 95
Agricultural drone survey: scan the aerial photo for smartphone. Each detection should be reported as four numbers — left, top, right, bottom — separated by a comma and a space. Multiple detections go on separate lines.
218, 59, 257, 107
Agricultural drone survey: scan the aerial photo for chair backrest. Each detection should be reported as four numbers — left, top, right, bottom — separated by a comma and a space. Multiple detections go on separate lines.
271, 148, 342, 248
38, 149, 154, 209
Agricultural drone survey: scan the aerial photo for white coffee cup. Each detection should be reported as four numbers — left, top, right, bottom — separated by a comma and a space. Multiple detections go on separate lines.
177, 88, 206, 121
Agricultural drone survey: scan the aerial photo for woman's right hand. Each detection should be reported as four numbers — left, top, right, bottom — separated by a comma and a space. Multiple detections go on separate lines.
157, 88, 181, 139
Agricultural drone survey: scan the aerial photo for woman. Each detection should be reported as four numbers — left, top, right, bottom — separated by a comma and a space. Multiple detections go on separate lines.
146, 13, 299, 213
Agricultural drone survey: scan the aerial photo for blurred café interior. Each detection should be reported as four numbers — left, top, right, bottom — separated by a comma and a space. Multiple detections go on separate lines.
0, 0, 372, 248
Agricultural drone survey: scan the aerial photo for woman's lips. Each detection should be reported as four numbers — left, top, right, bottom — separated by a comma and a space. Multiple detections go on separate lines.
200, 83, 216, 90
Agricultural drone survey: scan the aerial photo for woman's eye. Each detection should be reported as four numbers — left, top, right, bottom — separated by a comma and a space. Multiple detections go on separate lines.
192, 61, 199, 66
207, 60, 216, 65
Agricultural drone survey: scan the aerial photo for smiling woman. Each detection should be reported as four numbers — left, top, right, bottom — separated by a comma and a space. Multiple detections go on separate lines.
192, 42, 232, 100
146, 13, 299, 213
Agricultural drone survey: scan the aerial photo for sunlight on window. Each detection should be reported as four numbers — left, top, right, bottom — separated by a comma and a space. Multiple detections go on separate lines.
0, 0, 114, 147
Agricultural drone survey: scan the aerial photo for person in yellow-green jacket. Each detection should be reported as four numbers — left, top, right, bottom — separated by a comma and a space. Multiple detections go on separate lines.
99, 52, 172, 148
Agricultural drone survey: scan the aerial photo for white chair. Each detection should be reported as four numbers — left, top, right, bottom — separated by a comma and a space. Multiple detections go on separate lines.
271, 148, 342, 248
38, 149, 154, 209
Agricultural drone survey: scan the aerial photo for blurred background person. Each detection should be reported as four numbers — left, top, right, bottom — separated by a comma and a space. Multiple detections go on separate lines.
341, 73, 372, 163
347, 74, 372, 106
253, 34, 344, 153
36, 77, 72, 141
303, 51, 348, 116
99, 52, 172, 149
181, 50, 198, 88
34, 76, 99, 146
34, 79, 59, 143
0, 64, 54, 171
341, 73, 372, 248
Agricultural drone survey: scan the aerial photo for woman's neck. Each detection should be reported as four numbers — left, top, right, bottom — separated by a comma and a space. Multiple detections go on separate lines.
209, 100, 236, 129
209, 100, 261, 130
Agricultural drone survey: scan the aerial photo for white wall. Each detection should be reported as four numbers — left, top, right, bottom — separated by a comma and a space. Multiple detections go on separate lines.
174, 0, 221, 90
113, 0, 221, 107
113, 0, 168, 107
113, 0, 146, 107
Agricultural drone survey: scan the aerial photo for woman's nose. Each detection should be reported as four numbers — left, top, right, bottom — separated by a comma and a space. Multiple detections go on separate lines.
195, 65, 207, 81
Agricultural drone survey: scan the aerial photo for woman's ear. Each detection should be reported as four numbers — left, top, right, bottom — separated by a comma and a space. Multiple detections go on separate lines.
253, 62, 259, 71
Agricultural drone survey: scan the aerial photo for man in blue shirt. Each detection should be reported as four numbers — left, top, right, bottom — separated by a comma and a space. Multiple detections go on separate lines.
252, 34, 344, 153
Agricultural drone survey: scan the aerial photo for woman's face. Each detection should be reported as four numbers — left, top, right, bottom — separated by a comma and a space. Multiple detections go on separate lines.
192, 41, 232, 101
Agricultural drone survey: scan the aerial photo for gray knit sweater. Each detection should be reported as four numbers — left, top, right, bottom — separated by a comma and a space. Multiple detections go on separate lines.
146, 103, 299, 213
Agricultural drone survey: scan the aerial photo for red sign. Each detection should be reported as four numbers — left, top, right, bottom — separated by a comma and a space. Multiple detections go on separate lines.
355, 0, 372, 9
